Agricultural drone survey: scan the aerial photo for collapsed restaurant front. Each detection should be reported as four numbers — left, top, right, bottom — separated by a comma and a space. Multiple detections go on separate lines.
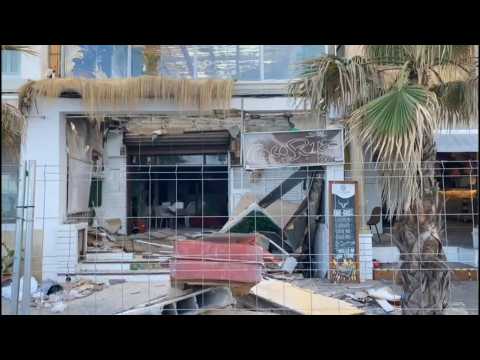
15, 73, 367, 284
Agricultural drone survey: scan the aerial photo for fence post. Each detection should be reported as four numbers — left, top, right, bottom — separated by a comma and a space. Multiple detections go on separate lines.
11, 161, 27, 315
21, 160, 36, 315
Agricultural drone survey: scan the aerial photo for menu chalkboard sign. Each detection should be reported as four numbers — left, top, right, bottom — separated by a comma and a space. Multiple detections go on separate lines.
329, 181, 359, 282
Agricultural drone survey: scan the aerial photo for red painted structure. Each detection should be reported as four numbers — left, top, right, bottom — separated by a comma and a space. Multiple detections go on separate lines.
170, 238, 277, 284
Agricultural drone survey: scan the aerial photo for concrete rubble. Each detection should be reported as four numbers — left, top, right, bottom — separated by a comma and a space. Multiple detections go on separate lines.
29, 279, 106, 313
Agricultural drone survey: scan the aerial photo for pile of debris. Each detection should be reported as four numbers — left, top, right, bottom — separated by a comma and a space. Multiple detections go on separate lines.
87, 218, 125, 251
31, 279, 106, 313
342, 287, 401, 314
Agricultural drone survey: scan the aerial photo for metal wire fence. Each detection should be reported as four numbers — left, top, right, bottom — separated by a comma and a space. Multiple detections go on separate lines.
1, 160, 478, 315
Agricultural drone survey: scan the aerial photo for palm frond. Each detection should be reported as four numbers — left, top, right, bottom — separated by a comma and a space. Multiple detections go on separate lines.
1, 45, 37, 56
1, 103, 25, 147
346, 85, 439, 214
418, 45, 475, 67
363, 45, 413, 65
288, 54, 381, 116
431, 77, 479, 128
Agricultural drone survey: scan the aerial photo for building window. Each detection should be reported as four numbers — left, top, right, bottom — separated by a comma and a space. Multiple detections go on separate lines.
1, 50, 21, 75
63, 45, 327, 81
89, 177, 102, 208
1, 168, 18, 223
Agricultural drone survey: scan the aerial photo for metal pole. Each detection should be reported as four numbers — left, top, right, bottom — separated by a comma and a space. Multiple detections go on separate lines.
240, 98, 244, 166
11, 161, 27, 315
21, 160, 36, 315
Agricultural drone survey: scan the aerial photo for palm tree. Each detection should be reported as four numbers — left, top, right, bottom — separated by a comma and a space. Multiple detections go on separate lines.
143, 45, 162, 75
289, 45, 478, 314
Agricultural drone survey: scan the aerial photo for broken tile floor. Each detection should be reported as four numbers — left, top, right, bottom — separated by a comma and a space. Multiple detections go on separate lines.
2, 277, 477, 315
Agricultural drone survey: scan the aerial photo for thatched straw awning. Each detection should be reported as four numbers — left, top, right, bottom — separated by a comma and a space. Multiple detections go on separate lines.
18, 76, 235, 117
1, 103, 25, 146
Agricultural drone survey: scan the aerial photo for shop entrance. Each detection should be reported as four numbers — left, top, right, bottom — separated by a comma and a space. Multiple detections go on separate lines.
126, 151, 229, 234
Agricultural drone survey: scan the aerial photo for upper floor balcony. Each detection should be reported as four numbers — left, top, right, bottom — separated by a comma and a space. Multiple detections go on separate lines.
62, 45, 328, 94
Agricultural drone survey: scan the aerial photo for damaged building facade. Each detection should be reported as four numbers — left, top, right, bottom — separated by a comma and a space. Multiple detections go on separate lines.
2, 45, 478, 293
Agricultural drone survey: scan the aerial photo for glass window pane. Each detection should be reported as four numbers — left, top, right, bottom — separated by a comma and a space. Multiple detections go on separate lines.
63, 45, 325, 80
264, 45, 326, 80
2, 51, 20, 75
65, 45, 110, 78
238, 45, 261, 81
1, 170, 18, 223
157, 155, 203, 165
205, 154, 227, 165
112, 45, 128, 78
159, 45, 194, 78
194, 45, 237, 79
131, 45, 145, 77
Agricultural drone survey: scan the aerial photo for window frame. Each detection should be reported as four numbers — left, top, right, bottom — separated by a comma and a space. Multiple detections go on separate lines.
62, 45, 329, 82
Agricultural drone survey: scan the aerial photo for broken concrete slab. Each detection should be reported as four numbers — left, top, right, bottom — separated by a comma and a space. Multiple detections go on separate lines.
374, 299, 395, 313
367, 287, 401, 303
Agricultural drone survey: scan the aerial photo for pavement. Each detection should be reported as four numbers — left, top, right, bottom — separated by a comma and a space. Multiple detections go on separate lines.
1, 278, 477, 315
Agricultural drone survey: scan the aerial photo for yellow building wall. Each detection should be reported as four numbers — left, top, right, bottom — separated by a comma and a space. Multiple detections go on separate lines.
2, 230, 44, 281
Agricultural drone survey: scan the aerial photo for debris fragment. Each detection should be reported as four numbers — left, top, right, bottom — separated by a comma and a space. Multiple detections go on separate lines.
38, 279, 63, 296
50, 302, 67, 313
367, 287, 401, 303
374, 299, 395, 313
1, 276, 38, 301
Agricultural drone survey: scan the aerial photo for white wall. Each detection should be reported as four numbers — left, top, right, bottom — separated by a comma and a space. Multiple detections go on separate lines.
229, 167, 305, 215
372, 245, 478, 267
21, 98, 64, 280
97, 131, 127, 235
317, 165, 345, 277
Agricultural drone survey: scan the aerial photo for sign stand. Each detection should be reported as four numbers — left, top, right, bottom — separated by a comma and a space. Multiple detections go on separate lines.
328, 180, 360, 283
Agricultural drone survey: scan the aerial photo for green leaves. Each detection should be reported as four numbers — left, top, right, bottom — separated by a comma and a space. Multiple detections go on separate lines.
355, 85, 434, 136
346, 85, 439, 214
288, 54, 380, 115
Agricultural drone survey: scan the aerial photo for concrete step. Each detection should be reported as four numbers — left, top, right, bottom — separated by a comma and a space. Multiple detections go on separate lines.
85, 252, 134, 262
74, 270, 170, 283
78, 259, 169, 272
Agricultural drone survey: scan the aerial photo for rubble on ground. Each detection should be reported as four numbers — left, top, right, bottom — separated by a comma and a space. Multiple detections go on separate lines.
30, 279, 106, 313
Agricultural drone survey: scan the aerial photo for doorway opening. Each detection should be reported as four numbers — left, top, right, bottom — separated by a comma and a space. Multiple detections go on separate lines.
127, 153, 229, 234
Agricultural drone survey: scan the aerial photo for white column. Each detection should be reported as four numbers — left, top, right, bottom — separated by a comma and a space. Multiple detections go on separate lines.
21, 107, 63, 281
359, 232, 373, 281
316, 164, 344, 277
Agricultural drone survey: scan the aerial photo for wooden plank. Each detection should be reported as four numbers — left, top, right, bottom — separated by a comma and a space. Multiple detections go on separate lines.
49, 45, 62, 75
249, 279, 364, 315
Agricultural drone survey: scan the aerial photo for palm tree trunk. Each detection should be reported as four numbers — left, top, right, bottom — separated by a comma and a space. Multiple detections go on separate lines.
392, 135, 451, 314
